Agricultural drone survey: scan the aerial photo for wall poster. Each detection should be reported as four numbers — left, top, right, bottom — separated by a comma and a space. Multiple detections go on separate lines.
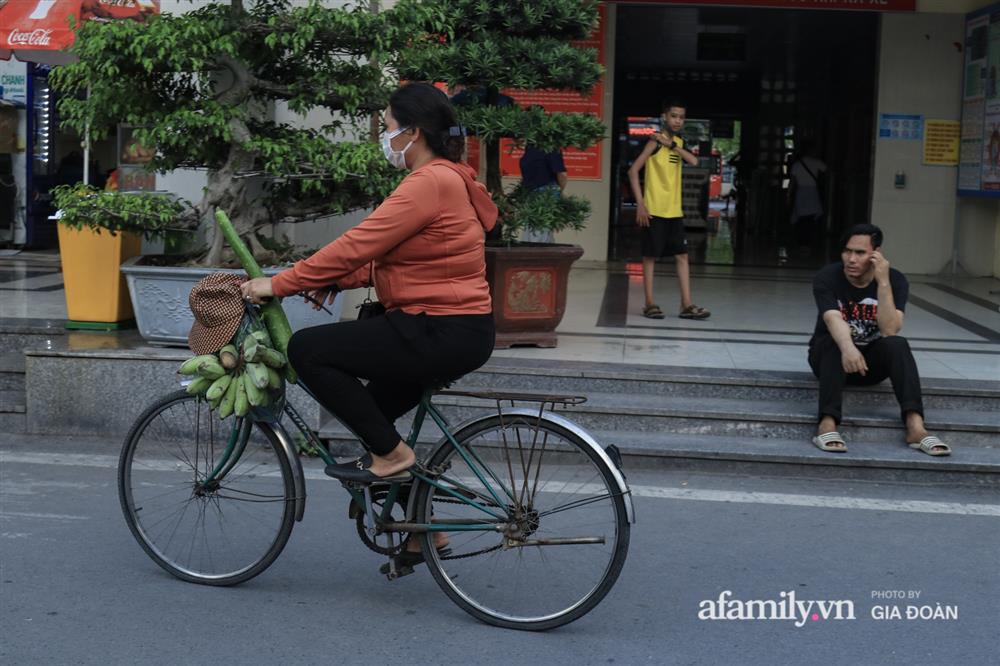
958, 5, 1000, 197
923, 120, 960, 166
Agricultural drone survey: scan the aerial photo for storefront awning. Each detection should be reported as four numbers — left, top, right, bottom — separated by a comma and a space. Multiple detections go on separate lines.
0, 0, 159, 65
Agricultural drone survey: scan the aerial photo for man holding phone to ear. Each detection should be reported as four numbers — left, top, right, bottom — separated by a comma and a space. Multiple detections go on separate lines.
628, 100, 711, 320
808, 223, 950, 457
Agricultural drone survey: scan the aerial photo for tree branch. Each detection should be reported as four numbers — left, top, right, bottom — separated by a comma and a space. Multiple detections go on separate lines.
275, 199, 339, 220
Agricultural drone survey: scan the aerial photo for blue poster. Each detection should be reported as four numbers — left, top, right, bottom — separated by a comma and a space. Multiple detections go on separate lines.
879, 113, 924, 140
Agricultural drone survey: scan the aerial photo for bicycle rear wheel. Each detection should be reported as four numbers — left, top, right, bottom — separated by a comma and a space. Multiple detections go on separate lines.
413, 414, 630, 630
118, 391, 295, 586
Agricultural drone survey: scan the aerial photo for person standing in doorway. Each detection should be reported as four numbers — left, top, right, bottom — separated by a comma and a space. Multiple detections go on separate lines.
786, 140, 828, 258
627, 100, 710, 320
519, 141, 567, 243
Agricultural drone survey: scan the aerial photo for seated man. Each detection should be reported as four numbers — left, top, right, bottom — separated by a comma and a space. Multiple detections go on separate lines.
807, 223, 950, 456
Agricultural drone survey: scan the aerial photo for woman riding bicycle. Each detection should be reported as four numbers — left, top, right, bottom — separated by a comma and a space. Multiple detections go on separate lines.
240, 82, 498, 484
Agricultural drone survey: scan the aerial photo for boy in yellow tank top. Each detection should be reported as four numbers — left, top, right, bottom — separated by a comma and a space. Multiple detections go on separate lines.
627, 101, 711, 320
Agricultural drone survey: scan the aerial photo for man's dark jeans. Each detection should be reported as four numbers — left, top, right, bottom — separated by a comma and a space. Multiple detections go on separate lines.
807, 335, 924, 425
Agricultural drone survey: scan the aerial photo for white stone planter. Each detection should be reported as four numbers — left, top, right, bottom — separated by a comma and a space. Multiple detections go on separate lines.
120, 256, 343, 347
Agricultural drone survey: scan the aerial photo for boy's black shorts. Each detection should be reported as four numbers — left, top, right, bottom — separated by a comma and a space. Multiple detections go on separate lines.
641, 216, 688, 258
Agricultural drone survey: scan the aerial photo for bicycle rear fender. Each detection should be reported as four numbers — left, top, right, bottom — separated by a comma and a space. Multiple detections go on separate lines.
267, 421, 307, 522
419, 408, 636, 524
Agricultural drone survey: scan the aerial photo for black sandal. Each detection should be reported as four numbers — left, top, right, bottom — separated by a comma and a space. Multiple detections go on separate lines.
324, 455, 411, 484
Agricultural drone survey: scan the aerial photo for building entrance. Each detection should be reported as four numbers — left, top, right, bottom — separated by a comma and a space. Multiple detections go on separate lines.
609, 5, 878, 268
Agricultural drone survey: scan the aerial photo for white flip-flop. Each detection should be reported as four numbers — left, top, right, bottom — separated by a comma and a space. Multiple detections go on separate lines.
812, 431, 847, 453
908, 435, 951, 457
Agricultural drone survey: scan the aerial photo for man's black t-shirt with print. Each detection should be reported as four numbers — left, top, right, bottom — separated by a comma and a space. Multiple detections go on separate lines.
809, 262, 908, 349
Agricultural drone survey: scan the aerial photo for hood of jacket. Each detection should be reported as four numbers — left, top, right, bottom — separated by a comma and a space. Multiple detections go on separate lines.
432, 159, 498, 232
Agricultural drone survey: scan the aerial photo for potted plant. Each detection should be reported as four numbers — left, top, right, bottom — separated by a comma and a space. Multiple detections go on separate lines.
52, 185, 189, 328
48, 0, 410, 344
394, 0, 606, 347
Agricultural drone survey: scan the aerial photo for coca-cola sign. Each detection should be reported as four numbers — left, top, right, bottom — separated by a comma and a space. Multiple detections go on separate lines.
7, 29, 53, 47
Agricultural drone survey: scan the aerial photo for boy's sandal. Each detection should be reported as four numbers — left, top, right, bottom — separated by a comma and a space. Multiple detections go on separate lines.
908, 435, 951, 457
679, 304, 711, 319
642, 304, 666, 319
812, 431, 847, 453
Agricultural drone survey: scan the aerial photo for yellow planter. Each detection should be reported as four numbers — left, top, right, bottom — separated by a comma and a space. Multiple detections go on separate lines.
57, 225, 142, 324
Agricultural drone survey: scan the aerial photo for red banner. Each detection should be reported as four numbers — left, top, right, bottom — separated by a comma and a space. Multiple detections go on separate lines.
0, 0, 159, 52
500, 4, 606, 180
603, 0, 914, 10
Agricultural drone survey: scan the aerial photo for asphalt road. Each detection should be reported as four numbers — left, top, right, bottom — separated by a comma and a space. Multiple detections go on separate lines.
2, 434, 998, 665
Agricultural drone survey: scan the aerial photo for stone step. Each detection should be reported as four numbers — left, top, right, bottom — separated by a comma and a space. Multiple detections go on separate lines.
0, 351, 26, 393
0, 319, 67, 355
18, 345, 1000, 453
0, 372, 25, 392
316, 389, 1000, 449
326, 390, 999, 449
462, 358, 1000, 413
0, 412, 26, 433
0, 351, 25, 373
314, 420, 1000, 488
0, 389, 25, 412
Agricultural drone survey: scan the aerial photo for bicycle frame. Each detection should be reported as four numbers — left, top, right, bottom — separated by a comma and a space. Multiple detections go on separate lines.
197, 390, 516, 536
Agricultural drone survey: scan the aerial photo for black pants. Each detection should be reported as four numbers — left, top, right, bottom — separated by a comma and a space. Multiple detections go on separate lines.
287, 310, 495, 455
792, 213, 822, 249
807, 335, 924, 425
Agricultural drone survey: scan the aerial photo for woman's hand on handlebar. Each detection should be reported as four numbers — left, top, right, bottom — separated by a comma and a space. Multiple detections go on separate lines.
304, 287, 338, 311
240, 277, 274, 305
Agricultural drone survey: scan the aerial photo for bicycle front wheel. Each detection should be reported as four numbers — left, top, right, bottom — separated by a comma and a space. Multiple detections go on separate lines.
414, 414, 630, 630
118, 391, 296, 586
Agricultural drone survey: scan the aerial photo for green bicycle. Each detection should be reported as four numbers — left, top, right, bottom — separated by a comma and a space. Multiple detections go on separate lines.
117, 345, 634, 631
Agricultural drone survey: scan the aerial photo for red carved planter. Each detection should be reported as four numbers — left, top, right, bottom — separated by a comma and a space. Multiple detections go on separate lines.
484, 243, 584, 348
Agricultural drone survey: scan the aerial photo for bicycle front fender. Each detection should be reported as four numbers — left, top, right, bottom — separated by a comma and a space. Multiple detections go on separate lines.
417, 408, 636, 525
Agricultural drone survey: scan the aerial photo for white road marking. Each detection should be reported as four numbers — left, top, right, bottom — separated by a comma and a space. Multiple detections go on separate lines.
625, 485, 1000, 517
0, 512, 90, 521
3, 451, 998, 517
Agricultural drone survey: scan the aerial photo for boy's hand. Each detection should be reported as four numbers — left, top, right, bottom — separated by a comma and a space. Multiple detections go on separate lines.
636, 202, 650, 227
653, 132, 675, 149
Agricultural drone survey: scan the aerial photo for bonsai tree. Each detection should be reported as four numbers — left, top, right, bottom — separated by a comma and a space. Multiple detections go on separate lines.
392, 0, 606, 243
50, 0, 410, 266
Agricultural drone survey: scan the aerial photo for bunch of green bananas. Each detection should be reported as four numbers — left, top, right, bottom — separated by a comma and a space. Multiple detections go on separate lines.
178, 329, 287, 419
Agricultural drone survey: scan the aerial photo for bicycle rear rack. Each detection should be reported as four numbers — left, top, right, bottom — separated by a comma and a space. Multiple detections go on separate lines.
436, 389, 586, 408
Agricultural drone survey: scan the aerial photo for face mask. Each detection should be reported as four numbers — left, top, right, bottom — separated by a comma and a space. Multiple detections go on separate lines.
382, 126, 413, 169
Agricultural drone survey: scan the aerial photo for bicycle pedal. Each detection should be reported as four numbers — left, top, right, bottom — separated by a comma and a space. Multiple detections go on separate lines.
381, 562, 414, 580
